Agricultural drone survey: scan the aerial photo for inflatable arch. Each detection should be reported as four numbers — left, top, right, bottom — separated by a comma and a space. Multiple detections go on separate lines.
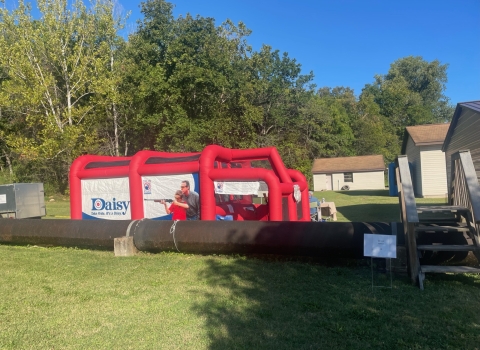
70, 146, 310, 221
129, 150, 201, 220
70, 155, 132, 220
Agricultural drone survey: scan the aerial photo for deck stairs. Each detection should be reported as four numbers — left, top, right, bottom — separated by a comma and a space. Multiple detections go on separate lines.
396, 151, 480, 290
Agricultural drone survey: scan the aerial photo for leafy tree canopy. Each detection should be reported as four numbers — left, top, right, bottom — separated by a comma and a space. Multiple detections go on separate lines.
0, 0, 456, 192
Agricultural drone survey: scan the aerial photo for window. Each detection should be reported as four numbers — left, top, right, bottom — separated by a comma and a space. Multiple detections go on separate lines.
344, 172, 353, 182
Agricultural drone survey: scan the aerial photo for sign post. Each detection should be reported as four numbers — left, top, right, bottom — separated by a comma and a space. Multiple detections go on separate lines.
364, 233, 397, 290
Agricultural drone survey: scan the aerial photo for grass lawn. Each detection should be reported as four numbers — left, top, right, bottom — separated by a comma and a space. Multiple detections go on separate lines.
0, 245, 479, 349
312, 189, 447, 222
2, 190, 478, 348
44, 193, 71, 219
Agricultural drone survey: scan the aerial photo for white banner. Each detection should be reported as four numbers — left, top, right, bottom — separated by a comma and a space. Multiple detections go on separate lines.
364, 234, 397, 258
214, 181, 260, 195
81, 178, 131, 220
142, 174, 195, 219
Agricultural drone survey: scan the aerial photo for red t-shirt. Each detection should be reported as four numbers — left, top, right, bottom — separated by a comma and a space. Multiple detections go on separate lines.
169, 203, 187, 220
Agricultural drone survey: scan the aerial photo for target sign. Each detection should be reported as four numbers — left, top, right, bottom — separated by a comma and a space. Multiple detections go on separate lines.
143, 180, 152, 194
93, 199, 103, 210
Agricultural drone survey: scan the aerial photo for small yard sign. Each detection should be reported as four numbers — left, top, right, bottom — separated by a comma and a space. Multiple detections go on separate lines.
364, 234, 396, 258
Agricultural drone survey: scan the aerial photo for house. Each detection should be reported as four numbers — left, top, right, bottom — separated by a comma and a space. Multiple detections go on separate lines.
312, 155, 385, 191
442, 101, 480, 186
401, 123, 450, 198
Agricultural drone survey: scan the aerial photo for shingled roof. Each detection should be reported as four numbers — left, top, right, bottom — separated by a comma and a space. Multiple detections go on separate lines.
401, 123, 450, 154
312, 155, 385, 174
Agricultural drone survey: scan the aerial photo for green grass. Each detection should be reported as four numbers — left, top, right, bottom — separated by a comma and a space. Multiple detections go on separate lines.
45, 190, 447, 221
44, 194, 70, 219
0, 245, 479, 349
313, 189, 447, 222
4, 191, 480, 348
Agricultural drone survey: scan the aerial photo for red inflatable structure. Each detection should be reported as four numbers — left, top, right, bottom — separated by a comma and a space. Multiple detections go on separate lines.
129, 150, 201, 220
199, 145, 309, 221
70, 145, 310, 221
70, 155, 132, 220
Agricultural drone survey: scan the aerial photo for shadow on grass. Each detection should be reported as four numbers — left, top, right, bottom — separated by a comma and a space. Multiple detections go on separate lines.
334, 190, 391, 197
192, 257, 366, 349
338, 203, 401, 222
192, 255, 480, 350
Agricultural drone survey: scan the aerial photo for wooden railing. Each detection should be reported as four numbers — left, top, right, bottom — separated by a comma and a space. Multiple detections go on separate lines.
450, 150, 480, 246
396, 155, 420, 284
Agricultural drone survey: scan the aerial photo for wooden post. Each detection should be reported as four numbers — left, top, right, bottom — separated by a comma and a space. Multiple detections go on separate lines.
396, 156, 420, 285
407, 222, 419, 285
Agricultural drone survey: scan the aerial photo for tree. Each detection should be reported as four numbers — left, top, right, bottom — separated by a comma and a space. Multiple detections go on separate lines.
159, 15, 259, 150
0, 0, 125, 190
122, 1, 262, 152
299, 88, 355, 159
362, 56, 454, 140
386, 57, 449, 109
353, 93, 398, 162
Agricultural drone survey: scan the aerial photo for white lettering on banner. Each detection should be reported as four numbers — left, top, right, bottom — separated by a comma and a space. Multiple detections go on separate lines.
142, 174, 196, 219
81, 178, 131, 220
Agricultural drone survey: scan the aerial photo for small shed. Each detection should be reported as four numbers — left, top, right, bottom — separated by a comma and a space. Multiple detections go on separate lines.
442, 101, 480, 186
312, 155, 385, 191
401, 123, 450, 198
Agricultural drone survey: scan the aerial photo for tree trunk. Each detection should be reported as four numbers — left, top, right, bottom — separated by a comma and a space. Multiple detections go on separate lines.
3, 149, 13, 175
113, 103, 120, 157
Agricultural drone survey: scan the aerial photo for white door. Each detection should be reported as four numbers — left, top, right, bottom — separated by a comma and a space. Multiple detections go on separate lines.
325, 174, 332, 190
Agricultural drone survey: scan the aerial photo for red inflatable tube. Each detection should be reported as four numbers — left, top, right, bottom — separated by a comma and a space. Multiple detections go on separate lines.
230, 147, 291, 184
199, 145, 309, 221
203, 145, 291, 184
215, 202, 270, 221
205, 168, 284, 221
71, 145, 310, 222
129, 150, 201, 220
69, 155, 131, 219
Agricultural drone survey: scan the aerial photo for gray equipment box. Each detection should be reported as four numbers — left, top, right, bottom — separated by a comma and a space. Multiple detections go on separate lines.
0, 183, 46, 219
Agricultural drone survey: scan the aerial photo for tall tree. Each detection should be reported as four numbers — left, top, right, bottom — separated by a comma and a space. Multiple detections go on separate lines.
0, 0, 124, 190
123, 0, 262, 152
362, 56, 454, 140
305, 87, 356, 158
248, 46, 313, 145
353, 93, 399, 162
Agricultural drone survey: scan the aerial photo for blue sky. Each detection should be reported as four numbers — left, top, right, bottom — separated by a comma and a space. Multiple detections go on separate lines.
120, 0, 479, 105
5, 0, 479, 104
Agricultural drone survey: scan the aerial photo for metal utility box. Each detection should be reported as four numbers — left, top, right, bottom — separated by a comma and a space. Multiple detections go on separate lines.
0, 183, 46, 219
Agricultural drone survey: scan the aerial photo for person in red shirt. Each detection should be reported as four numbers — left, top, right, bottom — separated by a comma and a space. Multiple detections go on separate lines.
158, 190, 187, 220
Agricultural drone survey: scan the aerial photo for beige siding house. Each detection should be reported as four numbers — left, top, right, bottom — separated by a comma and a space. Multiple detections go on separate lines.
401, 123, 450, 198
442, 101, 480, 186
312, 155, 385, 191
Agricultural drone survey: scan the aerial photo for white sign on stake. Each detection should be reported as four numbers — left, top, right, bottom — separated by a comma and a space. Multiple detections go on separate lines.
364, 234, 396, 258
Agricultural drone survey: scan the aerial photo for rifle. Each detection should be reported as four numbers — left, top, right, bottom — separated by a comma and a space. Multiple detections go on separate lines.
144, 199, 173, 203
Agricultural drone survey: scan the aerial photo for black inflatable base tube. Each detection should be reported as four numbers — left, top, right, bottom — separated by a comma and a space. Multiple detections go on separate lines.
0, 219, 402, 259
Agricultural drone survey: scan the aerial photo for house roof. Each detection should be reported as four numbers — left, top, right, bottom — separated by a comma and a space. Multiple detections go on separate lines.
442, 101, 480, 151
312, 155, 385, 174
400, 123, 450, 154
